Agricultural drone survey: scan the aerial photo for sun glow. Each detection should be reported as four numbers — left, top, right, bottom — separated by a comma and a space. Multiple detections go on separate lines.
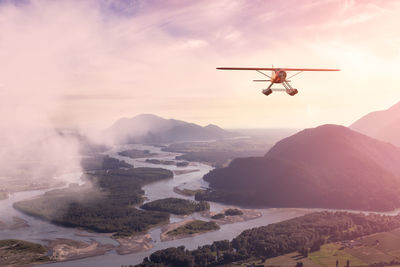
0, 0, 399, 130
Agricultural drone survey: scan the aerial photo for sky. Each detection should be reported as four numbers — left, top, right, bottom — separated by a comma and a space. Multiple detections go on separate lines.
1, 0, 400, 130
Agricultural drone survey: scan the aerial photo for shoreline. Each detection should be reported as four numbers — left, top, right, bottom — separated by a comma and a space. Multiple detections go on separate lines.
115, 234, 153, 255
160, 219, 219, 242
46, 238, 115, 262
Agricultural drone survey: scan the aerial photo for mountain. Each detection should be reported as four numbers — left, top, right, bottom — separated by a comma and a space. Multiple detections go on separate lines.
197, 124, 400, 211
350, 101, 400, 146
105, 114, 239, 144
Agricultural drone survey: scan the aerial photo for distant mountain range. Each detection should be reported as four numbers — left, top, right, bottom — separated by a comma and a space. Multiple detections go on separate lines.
105, 114, 239, 144
350, 101, 400, 146
197, 124, 400, 211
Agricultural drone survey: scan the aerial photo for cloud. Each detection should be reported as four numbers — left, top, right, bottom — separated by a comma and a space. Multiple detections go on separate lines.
62, 94, 135, 101
0, 0, 85, 185
0, 0, 400, 133
174, 39, 208, 50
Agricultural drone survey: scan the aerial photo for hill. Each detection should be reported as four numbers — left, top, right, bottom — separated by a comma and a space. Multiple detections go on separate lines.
197, 124, 400, 211
350, 101, 400, 146
104, 114, 239, 144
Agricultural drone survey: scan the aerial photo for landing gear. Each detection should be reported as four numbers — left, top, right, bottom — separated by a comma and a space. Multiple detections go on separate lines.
261, 81, 298, 96
286, 88, 298, 96
282, 81, 298, 96
262, 82, 274, 96
262, 88, 273, 96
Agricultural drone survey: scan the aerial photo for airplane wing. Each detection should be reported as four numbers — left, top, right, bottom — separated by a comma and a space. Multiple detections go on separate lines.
281, 68, 340, 71
217, 67, 340, 71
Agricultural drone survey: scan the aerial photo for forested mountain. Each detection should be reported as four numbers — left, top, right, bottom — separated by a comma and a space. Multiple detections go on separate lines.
105, 114, 239, 144
350, 101, 400, 146
197, 124, 400, 211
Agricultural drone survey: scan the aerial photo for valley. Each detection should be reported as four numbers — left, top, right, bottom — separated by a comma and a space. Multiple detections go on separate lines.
5, 112, 400, 267
2, 142, 305, 267
3, 1, 399, 266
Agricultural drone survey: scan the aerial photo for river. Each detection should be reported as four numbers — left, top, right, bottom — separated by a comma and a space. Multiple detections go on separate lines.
0, 144, 380, 266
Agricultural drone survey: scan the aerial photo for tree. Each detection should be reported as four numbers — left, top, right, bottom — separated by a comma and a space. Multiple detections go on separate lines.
299, 246, 308, 257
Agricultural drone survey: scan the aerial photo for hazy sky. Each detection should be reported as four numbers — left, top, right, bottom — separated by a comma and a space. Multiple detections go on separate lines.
1, 0, 400, 130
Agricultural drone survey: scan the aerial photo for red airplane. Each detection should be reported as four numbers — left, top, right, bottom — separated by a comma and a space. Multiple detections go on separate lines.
217, 67, 340, 96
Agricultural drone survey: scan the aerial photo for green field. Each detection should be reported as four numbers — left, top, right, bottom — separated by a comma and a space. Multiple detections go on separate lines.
256, 228, 400, 267
230, 244, 365, 267
309, 243, 366, 266
343, 229, 400, 264
264, 252, 319, 267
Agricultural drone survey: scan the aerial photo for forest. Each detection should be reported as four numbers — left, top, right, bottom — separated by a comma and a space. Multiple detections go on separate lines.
145, 159, 189, 167
134, 212, 400, 267
80, 155, 132, 171
224, 208, 243, 216
140, 198, 210, 215
118, 149, 158, 158
163, 139, 269, 168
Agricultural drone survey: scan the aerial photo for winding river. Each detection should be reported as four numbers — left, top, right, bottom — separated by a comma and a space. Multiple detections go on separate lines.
0, 144, 361, 266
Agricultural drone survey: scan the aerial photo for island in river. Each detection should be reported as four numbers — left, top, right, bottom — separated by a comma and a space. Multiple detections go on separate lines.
145, 159, 189, 167
13, 167, 173, 236
80, 154, 132, 171
166, 220, 219, 237
118, 149, 158, 159
140, 197, 210, 215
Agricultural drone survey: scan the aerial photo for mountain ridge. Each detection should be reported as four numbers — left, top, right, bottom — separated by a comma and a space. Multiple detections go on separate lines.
197, 124, 400, 211
350, 101, 400, 146
105, 114, 239, 144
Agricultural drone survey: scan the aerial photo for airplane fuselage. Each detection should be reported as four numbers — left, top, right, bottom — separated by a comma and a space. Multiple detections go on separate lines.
271, 69, 287, 83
